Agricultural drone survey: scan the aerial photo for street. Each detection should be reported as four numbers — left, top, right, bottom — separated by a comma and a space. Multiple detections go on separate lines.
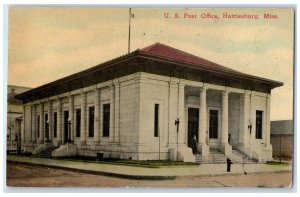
6, 162, 292, 188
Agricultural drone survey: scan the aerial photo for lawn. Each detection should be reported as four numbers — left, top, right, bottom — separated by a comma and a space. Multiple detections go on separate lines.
266, 161, 291, 166
7, 154, 199, 168
62, 157, 199, 168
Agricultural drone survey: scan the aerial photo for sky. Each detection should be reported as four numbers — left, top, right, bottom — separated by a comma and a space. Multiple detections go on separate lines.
7, 7, 294, 121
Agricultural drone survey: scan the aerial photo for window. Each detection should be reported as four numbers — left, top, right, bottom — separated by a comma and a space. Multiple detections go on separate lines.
209, 110, 218, 139
88, 106, 95, 137
103, 104, 110, 137
37, 115, 40, 138
76, 109, 81, 137
53, 112, 57, 137
63, 111, 69, 143
256, 110, 263, 139
154, 104, 159, 137
45, 113, 49, 139
45, 114, 48, 124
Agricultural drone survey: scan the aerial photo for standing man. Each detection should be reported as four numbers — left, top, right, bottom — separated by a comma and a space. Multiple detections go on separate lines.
192, 133, 198, 154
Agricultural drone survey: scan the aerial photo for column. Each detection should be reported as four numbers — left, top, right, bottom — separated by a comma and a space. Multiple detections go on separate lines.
178, 81, 185, 144
32, 105, 37, 143
21, 106, 25, 143
94, 88, 100, 144
221, 91, 229, 144
114, 82, 120, 143
40, 103, 45, 144
110, 85, 115, 142
57, 99, 62, 145
48, 101, 53, 141
80, 92, 87, 144
265, 94, 271, 148
198, 87, 209, 156
69, 95, 74, 142
220, 90, 232, 155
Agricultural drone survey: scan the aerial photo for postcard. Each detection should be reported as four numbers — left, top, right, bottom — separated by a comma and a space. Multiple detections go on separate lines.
6, 7, 294, 189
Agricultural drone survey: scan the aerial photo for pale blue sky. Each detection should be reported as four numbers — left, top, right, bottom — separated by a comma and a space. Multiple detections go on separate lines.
8, 7, 294, 120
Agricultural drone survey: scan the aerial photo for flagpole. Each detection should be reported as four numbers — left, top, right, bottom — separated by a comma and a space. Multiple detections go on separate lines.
128, 8, 131, 54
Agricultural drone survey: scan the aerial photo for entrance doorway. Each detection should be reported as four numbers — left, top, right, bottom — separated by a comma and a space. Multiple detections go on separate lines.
63, 111, 69, 144
188, 108, 199, 154
209, 110, 218, 139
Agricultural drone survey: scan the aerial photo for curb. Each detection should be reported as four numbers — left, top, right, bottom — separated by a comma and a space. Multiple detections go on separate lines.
7, 159, 292, 180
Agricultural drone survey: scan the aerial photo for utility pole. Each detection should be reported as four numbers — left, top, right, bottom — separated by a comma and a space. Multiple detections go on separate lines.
128, 8, 134, 54
175, 118, 180, 161
280, 128, 282, 163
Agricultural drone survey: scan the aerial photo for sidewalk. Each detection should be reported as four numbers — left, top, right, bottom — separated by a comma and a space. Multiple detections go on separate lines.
7, 155, 293, 180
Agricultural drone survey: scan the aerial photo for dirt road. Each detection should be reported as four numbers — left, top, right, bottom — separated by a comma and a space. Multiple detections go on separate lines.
6, 162, 292, 188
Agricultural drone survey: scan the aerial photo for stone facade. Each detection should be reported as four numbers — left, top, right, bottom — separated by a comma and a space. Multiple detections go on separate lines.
18, 43, 282, 163
21, 72, 273, 162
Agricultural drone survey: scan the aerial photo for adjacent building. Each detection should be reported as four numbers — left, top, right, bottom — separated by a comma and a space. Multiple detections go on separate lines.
271, 120, 293, 159
16, 43, 283, 162
7, 85, 31, 152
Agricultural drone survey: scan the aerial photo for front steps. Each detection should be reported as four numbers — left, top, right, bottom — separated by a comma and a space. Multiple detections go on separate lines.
195, 148, 257, 164
35, 146, 58, 158
52, 143, 77, 157
231, 149, 257, 164
195, 149, 226, 164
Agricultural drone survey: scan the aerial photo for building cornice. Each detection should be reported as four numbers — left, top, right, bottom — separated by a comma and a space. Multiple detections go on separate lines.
16, 46, 283, 104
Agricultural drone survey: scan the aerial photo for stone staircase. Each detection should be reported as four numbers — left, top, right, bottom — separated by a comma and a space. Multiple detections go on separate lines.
195, 149, 226, 164
231, 149, 257, 164
36, 146, 58, 158
195, 148, 257, 164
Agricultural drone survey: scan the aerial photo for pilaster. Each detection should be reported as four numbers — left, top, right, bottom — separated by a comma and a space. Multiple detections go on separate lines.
32, 105, 37, 143
57, 99, 62, 145
80, 91, 87, 144
48, 101, 53, 141
238, 91, 251, 148
39, 103, 45, 144
110, 84, 115, 142
114, 82, 120, 143
26, 105, 32, 143
168, 78, 178, 146
265, 94, 272, 148
94, 88, 100, 144
69, 95, 74, 142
